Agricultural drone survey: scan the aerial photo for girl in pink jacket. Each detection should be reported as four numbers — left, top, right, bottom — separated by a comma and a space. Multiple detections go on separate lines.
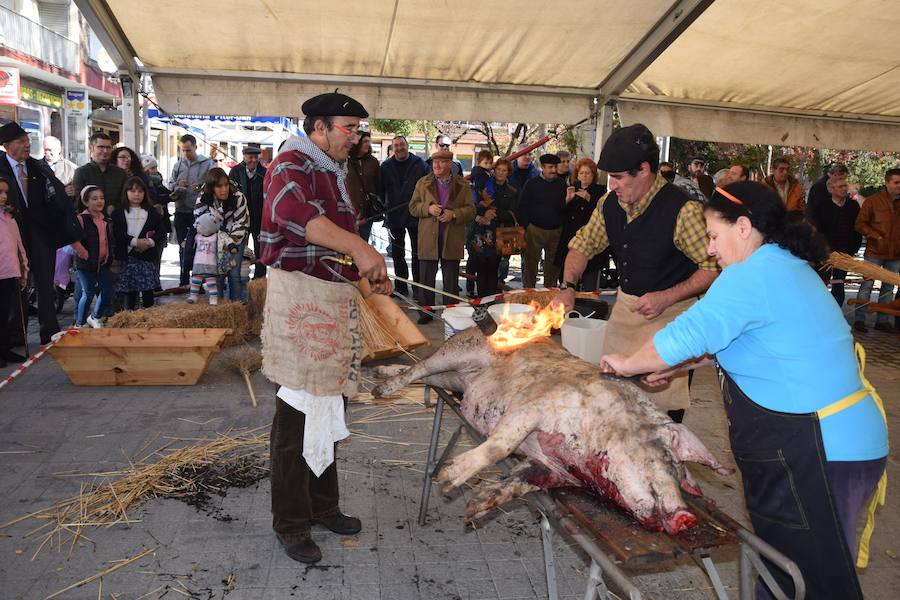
0, 177, 29, 367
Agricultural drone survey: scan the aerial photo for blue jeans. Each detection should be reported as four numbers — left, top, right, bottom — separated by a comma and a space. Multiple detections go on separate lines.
76, 268, 112, 325
217, 241, 247, 302
854, 256, 900, 324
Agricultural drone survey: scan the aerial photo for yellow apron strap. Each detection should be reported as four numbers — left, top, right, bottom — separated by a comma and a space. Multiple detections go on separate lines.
850, 343, 888, 569
816, 389, 868, 419
815, 343, 888, 568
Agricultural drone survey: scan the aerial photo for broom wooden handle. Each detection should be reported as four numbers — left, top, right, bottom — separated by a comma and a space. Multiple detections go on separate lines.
242, 372, 258, 408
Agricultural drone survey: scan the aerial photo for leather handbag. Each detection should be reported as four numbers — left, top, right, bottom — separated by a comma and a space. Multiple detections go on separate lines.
495, 215, 526, 256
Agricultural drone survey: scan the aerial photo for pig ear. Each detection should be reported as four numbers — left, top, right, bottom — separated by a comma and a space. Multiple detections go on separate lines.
663, 424, 733, 475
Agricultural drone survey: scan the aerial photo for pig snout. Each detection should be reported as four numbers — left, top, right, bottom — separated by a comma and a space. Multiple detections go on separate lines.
665, 509, 698, 534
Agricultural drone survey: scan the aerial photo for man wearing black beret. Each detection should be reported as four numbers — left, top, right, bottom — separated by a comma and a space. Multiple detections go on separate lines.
0, 122, 65, 347
516, 152, 567, 287
554, 124, 719, 422
259, 92, 391, 564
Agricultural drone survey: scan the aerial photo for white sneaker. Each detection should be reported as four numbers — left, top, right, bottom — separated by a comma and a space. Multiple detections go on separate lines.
186, 295, 197, 304
86, 315, 104, 329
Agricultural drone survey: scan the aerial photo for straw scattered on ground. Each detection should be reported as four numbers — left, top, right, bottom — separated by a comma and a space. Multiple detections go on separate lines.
0, 428, 269, 558
105, 301, 250, 346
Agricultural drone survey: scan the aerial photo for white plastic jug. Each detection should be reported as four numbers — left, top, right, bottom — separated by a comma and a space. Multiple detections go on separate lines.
561, 311, 607, 364
442, 306, 475, 339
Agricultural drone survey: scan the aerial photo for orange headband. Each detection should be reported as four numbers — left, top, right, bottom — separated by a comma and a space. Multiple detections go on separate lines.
715, 186, 744, 205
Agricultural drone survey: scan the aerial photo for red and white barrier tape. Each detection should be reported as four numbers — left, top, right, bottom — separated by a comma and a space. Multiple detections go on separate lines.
414, 287, 618, 311
0, 328, 78, 391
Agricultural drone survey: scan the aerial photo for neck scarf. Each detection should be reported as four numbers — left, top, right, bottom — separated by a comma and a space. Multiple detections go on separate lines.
279, 134, 354, 217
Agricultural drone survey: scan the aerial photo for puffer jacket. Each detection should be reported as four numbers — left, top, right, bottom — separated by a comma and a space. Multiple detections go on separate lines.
855, 188, 900, 260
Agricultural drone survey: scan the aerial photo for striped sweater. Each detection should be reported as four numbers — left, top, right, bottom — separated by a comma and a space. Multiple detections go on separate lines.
193, 190, 250, 249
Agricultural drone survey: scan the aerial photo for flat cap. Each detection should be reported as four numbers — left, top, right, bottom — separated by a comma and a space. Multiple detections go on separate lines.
0, 122, 28, 145
539, 153, 560, 165
301, 91, 368, 118
242, 144, 261, 155
430, 149, 454, 161
597, 123, 658, 173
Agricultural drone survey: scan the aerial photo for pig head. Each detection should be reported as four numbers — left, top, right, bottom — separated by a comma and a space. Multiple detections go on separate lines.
372, 328, 731, 535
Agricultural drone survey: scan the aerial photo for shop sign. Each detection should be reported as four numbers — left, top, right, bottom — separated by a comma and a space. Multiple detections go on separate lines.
20, 86, 63, 109
65, 89, 89, 115
0, 67, 20, 105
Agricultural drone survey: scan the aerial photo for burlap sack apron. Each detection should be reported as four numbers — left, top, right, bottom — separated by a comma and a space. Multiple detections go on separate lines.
601, 289, 696, 411
261, 267, 361, 398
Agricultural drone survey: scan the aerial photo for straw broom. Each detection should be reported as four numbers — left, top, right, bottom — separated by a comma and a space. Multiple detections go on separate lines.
226, 346, 263, 407
826, 252, 900, 287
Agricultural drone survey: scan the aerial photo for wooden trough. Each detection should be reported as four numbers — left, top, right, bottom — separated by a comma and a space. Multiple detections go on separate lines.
49, 328, 230, 386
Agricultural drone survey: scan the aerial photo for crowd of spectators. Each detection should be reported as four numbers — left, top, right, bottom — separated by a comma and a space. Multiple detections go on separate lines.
1, 118, 898, 357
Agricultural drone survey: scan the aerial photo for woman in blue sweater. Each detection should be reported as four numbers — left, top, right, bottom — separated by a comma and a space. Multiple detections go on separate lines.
601, 181, 888, 600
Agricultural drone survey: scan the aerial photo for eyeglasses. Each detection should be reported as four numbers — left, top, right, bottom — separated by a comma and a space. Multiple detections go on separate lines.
715, 186, 752, 213
438, 144, 450, 149
332, 122, 360, 136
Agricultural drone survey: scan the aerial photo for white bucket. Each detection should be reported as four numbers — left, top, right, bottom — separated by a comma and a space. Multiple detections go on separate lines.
487, 303, 535, 325
561, 312, 607, 364
443, 306, 475, 339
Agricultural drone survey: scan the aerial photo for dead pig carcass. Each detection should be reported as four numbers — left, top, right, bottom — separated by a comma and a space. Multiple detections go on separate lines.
372, 328, 731, 534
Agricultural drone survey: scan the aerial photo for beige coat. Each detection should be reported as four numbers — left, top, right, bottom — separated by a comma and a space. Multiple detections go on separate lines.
409, 173, 476, 261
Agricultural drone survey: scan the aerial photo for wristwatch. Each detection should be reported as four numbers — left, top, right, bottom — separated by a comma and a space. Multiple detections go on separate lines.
559, 281, 578, 291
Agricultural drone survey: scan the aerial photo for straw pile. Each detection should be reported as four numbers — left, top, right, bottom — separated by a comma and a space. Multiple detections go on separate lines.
105, 301, 250, 346
826, 252, 900, 287
0, 428, 269, 558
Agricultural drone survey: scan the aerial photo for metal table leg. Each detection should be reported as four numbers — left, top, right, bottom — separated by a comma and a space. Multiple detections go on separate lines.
418, 392, 445, 526
700, 553, 729, 600
540, 513, 560, 600
584, 561, 610, 600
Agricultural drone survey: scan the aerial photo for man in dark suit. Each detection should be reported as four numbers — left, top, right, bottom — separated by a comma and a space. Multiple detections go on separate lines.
0, 122, 64, 345
229, 145, 267, 278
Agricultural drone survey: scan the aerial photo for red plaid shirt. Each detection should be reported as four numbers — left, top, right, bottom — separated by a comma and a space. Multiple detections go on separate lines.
260, 150, 359, 281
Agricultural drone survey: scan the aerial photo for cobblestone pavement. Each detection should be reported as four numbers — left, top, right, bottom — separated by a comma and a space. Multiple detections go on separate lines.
0, 248, 897, 599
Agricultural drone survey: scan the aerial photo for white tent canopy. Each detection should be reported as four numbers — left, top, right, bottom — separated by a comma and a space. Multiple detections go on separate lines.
77, 0, 900, 151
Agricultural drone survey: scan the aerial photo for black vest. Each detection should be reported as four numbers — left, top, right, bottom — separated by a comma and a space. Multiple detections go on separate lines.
603, 183, 698, 296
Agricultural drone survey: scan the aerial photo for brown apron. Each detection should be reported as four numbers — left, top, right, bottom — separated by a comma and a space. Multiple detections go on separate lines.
261, 267, 361, 397
601, 289, 695, 411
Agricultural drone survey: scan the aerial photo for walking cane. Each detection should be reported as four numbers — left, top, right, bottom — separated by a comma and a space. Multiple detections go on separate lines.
17, 286, 29, 357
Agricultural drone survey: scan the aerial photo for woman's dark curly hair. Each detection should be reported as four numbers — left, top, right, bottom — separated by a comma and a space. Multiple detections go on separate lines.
705, 181, 827, 264
112, 146, 145, 178
199, 167, 238, 212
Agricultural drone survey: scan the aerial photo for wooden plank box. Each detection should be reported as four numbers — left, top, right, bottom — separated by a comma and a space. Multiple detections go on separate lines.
49, 328, 230, 386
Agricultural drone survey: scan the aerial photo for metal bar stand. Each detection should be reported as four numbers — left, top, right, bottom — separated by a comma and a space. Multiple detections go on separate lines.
416, 385, 804, 600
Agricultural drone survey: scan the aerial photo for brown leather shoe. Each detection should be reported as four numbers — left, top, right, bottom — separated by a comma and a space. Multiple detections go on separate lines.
277, 534, 322, 563
312, 512, 362, 535
873, 322, 891, 332
853, 321, 868, 333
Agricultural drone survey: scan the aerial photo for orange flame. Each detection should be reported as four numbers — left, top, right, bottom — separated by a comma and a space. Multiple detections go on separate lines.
488, 301, 566, 351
